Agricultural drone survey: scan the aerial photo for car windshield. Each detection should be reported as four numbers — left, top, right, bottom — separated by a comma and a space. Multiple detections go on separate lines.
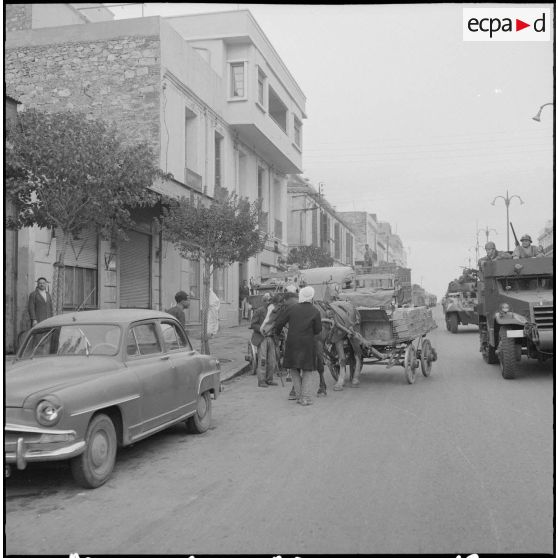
498, 276, 553, 292
19, 324, 121, 359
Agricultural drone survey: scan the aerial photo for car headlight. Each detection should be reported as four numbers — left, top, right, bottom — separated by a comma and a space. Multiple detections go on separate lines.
35, 398, 63, 427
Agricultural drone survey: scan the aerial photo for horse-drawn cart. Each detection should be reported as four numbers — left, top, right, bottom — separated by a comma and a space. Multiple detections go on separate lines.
323, 301, 438, 385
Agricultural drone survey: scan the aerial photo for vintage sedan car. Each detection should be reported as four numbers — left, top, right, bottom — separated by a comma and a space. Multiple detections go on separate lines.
5, 309, 220, 488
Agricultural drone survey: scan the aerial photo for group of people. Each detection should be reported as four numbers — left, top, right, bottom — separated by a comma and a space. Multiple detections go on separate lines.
249, 284, 322, 406
478, 233, 544, 267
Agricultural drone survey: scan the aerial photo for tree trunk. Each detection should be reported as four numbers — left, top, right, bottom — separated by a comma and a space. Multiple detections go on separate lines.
200, 260, 211, 355
51, 230, 70, 315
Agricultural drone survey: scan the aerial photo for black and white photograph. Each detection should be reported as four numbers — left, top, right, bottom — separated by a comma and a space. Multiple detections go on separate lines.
4, 2, 554, 556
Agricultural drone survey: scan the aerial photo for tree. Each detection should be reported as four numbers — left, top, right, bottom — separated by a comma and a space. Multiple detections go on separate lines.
287, 245, 334, 269
5, 108, 160, 314
161, 192, 265, 354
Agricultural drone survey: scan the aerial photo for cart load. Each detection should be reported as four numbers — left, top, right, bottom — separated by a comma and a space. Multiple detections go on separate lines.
337, 289, 394, 310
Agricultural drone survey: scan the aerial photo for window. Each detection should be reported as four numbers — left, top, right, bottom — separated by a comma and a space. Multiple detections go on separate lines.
334, 223, 341, 259
214, 132, 225, 197
257, 67, 266, 106
160, 321, 191, 352
293, 116, 302, 148
126, 323, 161, 357
346, 232, 353, 264
64, 266, 97, 310
268, 86, 287, 133
230, 62, 245, 98
189, 260, 200, 300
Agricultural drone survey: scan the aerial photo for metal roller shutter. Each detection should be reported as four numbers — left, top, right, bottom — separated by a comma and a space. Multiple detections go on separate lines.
56, 227, 98, 268
120, 230, 151, 308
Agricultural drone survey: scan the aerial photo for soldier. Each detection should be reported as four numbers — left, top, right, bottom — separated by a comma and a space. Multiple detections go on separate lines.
512, 234, 544, 259
478, 241, 511, 267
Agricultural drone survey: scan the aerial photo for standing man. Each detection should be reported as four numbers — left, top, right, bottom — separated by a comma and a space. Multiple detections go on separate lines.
363, 244, 373, 269
165, 291, 190, 328
239, 279, 251, 322
274, 286, 322, 406
250, 292, 274, 387
512, 234, 544, 259
28, 277, 53, 327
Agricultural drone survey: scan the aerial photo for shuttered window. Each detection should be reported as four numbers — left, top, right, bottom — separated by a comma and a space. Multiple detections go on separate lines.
120, 230, 151, 308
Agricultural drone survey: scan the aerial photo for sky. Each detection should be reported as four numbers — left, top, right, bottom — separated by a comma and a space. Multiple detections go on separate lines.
108, 3, 555, 297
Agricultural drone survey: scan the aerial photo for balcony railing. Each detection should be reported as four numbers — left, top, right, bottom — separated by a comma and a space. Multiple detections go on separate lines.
185, 167, 202, 192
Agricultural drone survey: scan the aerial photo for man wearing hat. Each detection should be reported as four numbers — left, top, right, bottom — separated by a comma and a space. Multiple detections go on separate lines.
249, 292, 278, 387
28, 277, 53, 327
274, 286, 322, 406
478, 241, 511, 268
165, 291, 190, 327
512, 234, 544, 259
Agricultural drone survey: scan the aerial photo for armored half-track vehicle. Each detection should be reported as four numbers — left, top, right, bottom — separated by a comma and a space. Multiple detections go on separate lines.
476, 256, 553, 379
442, 268, 479, 333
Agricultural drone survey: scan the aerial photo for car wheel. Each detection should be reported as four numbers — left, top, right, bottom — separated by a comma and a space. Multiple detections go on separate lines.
187, 392, 212, 434
448, 313, 458, 334
498, 328, 519, 380
71, 414, 117, 489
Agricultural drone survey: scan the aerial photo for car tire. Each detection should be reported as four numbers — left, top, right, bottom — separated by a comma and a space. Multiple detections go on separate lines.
71, 413, 117, 489
187, 392, 212, 434
499, 328, 519, 380
448, 313, 458, 334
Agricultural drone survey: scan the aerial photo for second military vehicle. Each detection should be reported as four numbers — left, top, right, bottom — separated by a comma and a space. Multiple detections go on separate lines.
442, 268, 479, 333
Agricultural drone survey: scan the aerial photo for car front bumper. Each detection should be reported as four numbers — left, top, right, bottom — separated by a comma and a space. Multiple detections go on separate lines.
4, 423, 86, 471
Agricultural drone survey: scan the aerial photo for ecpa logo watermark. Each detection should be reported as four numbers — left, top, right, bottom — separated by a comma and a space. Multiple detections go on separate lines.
463, 8, 551, 41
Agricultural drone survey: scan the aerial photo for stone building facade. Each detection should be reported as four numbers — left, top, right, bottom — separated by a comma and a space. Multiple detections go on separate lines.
287, 176, 355, 267
5, 5, 306, 338
336, 211, 379, 266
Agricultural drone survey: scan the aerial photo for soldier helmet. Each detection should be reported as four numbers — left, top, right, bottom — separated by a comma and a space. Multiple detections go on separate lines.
485, 241, 496, 250
520, 234, 532, 242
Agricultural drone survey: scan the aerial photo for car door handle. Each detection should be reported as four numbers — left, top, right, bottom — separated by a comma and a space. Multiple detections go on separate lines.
160, 355, 170, 361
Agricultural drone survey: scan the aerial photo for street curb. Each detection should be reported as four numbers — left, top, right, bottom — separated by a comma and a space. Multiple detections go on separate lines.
220, 362, 251, 384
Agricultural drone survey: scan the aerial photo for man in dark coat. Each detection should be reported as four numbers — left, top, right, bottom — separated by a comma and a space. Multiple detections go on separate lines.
249, 292, 276, 387
274, 286, 322, 406
165, 291, 190, 328
28, 277, 53, 327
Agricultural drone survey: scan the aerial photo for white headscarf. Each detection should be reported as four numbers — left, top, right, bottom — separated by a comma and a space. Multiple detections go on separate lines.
298, 286, 315, 303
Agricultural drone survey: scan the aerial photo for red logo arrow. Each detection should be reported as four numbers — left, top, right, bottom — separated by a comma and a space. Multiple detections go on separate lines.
516, 19, 530, 31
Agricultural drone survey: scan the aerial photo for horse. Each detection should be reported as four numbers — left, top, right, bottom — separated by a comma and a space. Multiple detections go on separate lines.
260, 293, 362, 394
313, 299, 363, 390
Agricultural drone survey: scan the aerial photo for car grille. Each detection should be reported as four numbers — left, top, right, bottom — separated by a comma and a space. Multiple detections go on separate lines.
533, 305, 553, 329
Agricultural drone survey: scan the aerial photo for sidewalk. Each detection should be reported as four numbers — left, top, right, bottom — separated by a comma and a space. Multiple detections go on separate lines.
4, 321, 255, 383
188, 320, 253, 382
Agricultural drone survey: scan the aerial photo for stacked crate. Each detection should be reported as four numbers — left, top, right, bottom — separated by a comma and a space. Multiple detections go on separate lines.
391, 307, 437, 342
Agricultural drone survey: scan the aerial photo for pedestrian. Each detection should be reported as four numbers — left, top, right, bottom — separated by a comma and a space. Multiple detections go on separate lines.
249, 292, 276, 387
165, 291, 190, 328
274, 285, 322, 406
207, 289, 220, 337
28, 277, 53, 327
363, 244, 374, 268
512, 234, 544, 259
239, 279, 251, 321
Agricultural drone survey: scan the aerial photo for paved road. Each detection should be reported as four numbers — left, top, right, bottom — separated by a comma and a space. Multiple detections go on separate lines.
5, 307, 554, 555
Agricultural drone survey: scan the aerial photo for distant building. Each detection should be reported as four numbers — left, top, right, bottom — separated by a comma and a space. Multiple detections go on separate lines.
337, 211, 379, 266
538, 220, 553, 257
287, 176, 355, 267
377, 221, 407, 266
5, 5, 306, 330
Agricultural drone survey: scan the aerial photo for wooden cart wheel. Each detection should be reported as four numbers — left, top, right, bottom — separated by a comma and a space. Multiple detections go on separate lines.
404, 343, 417, 384
420, 339, 433, 377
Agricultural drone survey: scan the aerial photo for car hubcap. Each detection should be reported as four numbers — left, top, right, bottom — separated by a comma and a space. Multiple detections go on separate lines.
91, 431, 109, 468
198, 396, 207, 417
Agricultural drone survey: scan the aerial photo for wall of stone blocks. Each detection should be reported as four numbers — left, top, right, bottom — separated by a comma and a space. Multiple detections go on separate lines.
5, 35, 162, 157
5, 4, 32, 32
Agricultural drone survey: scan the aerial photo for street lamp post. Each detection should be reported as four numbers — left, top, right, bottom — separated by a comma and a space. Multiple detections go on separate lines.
532, 102, 554, 122
491, 190, 524, 251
